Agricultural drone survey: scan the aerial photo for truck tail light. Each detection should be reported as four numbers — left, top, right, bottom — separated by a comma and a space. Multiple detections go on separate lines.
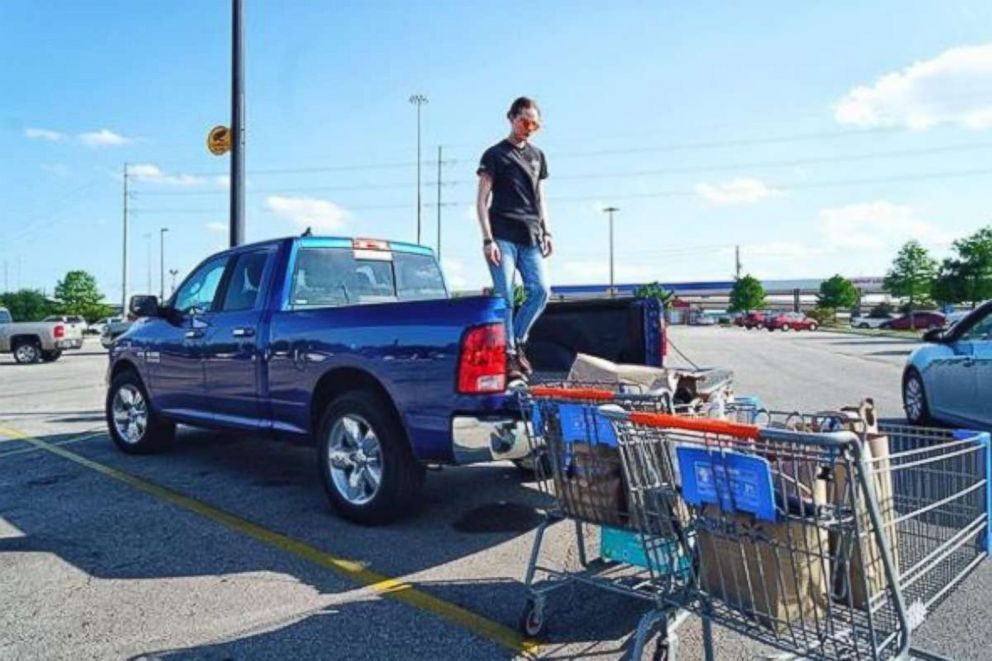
352, 238, 390, 251
54, 323, 65, 339
457, 323, 506, 394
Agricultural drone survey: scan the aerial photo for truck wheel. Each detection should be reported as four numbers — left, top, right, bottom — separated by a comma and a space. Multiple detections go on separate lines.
106, 370, 175, 454
13, 339, 41, 364
317, 390, 425, 525
41, 350, 63, 362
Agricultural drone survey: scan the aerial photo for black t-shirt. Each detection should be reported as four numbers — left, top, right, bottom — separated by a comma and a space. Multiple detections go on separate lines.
477, 139, 548, 246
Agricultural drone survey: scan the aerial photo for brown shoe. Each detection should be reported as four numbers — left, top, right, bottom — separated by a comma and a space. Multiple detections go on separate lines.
516, 344, 534, 376
507, 354, 527, 381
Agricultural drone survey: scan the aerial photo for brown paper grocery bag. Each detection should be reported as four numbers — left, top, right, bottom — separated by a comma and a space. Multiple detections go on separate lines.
553, 442, 627, 526
831, 432, 899, 610
696, 496, 830, 632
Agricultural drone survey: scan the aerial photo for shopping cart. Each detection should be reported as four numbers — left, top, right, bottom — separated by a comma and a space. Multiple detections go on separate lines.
516, 383, 759, 657
596, 408, 991, 660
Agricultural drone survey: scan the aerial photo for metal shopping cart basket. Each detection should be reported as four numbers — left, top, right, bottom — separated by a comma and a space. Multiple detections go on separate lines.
596, 407, 991, 660
516, 382, 758, 657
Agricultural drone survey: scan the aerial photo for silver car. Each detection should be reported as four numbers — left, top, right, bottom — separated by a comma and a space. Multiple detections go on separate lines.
902, 300, 992, 428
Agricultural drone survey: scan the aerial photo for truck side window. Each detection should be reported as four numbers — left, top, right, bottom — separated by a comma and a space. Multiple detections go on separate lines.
174, 257, 229, 315
0, 309, 11, 324
221, 251, 270, 312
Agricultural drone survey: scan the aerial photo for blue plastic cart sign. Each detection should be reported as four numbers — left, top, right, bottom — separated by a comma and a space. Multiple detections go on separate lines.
677, 447, 777, 522
558, 403, 618, 447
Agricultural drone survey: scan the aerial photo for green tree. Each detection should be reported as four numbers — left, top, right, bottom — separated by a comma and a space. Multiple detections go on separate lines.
728, 274, 766, 313
883, 241, 938, 326
54, 270, 109, 321
0, 289, 53, 321
633, 281, 674, 308
951, 226, 992, 307
932, 258, 972, 306
817, 274, 860, 320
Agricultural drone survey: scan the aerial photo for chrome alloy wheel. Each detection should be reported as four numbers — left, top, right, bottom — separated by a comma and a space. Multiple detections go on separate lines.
904, 375, 925, 422
326, 414, 383, 506
112, 384, 148, 444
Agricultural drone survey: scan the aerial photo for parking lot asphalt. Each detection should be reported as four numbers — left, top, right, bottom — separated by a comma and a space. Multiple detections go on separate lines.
2, 330, 990, 660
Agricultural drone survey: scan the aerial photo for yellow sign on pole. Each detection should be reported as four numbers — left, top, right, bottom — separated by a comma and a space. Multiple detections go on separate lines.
207, 125, 232, 156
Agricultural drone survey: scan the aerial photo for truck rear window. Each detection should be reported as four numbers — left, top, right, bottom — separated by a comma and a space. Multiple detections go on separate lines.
289, 248, 447, 309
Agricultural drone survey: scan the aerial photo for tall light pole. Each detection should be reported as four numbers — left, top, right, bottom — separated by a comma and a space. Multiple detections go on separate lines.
159, 227, 169, 300
409, 93, 428, 244
121, 163, 129, 311
230, 0, 246, 247
603, 206, 619, 297
436, 144, 442, 259
169, 269, 179, 295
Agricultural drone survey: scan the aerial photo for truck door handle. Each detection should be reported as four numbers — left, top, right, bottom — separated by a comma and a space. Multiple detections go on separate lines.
233, 327, 255, 338
184, 330, 205, 340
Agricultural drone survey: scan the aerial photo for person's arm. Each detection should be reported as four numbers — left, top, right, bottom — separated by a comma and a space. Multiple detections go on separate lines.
476, 174, 501, 266
537, 180, 553, 257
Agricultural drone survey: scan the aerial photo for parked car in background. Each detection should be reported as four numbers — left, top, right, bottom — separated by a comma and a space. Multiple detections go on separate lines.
0, 307, 78, 363
902, 300, 992, 428
43, 315, 87, 346
100, 317, 132, 349
850, 311, 894, 329
691, 311, 718, 326
735, 311, 767, 329
766, 312, 819, 332
881, 311, 946, 331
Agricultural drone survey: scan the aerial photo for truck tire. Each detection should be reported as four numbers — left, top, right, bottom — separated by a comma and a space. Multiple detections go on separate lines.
317, 389, 425, 525
106, 369, 175, 454
41, 349, 63, 362
13, 339, 41, 364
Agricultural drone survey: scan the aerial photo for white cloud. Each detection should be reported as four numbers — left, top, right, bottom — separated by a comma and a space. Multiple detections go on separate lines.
265, 195, 348, 230
818, 201, 953, 251
79, 128, 134, 147
25, 127, 64, 142
128, 163, 208, 186
835, 43, 992, 130
694, 177, 780, 206
205, 222, 227, 233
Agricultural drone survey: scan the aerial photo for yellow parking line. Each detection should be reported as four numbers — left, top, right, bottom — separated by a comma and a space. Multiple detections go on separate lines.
0, 423, 539, 657
0, 430, 105, 458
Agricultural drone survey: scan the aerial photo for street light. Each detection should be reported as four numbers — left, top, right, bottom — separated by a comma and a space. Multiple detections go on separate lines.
159, 227, 169, 300
409, 93, 428, 244
602, 206, 619, 297
168, 269, 179, 295
144, 233, 153, 294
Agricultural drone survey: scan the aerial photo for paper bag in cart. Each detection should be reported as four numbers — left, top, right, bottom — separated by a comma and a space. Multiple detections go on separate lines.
552, 442, 627, 526
696, 497, 831, 632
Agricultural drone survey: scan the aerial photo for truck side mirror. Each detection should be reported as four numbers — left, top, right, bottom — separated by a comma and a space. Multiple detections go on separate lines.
922, 327, 945, 343
129, 295, 160, 318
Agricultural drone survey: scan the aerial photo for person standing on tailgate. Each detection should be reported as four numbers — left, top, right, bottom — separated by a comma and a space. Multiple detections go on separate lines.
476, 96, 553, 380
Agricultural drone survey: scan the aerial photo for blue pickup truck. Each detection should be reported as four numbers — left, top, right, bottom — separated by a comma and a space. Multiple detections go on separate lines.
107, 234, 665, 524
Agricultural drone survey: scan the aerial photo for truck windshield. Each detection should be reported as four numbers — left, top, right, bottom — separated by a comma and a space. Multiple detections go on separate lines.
289, 247, 447, 309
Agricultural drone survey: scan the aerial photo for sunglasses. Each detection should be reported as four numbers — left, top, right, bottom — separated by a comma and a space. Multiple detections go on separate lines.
515, 116, 542, 131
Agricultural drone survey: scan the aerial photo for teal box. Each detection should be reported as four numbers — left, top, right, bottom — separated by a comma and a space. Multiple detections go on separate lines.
600, 526, 690, 576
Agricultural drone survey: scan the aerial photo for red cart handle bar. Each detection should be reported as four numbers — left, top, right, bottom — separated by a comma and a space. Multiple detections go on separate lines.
628, 411, 761, 440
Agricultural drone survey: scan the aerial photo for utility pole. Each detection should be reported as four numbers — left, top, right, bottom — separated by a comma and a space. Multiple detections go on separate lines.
230, 0, 246, 247
735, 245, 742, 279
436, 145, 442, 259
169, 269, 179, 295
409, 94, 428, 244
603, 206, 619, 297
160, 227, 169, 300
122, 163, 129, 311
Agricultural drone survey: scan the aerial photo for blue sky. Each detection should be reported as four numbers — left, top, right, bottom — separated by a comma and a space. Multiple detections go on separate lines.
2, 1, 992, 301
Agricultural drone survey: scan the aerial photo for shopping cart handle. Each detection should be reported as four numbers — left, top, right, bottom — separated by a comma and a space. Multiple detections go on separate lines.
600, 408, 762, 440
529, 386, 616, 401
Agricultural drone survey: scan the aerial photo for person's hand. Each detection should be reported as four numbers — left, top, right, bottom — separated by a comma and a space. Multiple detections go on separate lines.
484, 241, 501, 266
540, 233, 553, 258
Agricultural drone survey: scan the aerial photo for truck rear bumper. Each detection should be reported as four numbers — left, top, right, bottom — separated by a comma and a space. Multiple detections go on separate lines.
451, 415, 529, 464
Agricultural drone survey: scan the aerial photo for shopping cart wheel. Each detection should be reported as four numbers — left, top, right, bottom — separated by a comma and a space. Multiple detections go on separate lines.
519, 597, 546, 637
